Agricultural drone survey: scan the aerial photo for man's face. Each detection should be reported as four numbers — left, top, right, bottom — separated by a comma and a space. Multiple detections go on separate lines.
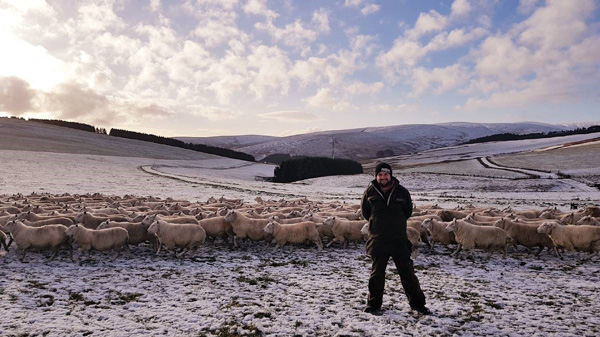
376, 171, 391, 187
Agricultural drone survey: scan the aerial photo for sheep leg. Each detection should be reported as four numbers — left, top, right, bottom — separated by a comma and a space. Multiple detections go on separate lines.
502, 245, 507, 258
315, 239, 323, 252
176, 248, 188, 258
0, 239, 8, 252
7, 234, 14, 248
326, 238, 337, 248
19, 248, 28, 262
451, 244, 462, 256
429, 241, 435, 252
534, 245, 544, 257
49, 247, 60, 261
111, 248, 121, 261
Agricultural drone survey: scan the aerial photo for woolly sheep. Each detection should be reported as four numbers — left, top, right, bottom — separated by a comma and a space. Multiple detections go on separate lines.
198, 216, 234, 245
436, 209, 469, 222
576, 216, 600, 227
224, 210, 270, 246
559, 212, 586, 225
263, 221, 322, 251
21, 217, 74, 227
0, 229, 8, 252
66, 224, 129, 261
323, 216, 366, 248
445, 219, 509, 257
537, 221, 600, 255
303, 214, 333, 240
148, 220, 206, 257
420, 218, 456, 250
1, 220, 71, 262
493, 218, 556, 256
141, 213, 199, 226
73, 211, 129, 229
97, 220, 154, 246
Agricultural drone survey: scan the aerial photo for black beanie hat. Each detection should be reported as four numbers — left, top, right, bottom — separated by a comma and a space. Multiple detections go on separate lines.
375, 162, 392, 177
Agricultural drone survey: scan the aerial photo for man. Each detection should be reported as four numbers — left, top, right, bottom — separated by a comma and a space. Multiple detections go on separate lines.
361, 162, 430, 315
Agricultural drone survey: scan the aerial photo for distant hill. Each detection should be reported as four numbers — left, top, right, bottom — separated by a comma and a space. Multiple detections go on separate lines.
177, 135, 277, 149
181, 122, 576, 161
0, 117, 218, 160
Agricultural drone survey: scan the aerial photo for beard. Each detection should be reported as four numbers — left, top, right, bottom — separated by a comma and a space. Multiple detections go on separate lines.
378, 179, 390, 187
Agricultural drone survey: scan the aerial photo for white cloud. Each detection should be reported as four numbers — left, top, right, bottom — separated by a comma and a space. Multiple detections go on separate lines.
0, 32, 67, 91
517, 0, 541, 14
150, 0, 161, 12
411, 64, 468, 95
406, 10, 448, 40
243, 0, 278, 20
450, 0, 471, 18
361, 4, 380, 15
312, 8, 330, 33
190, 106, 240, 120
305, 88, 357, 112
516, 0, 594, 51
258, 111, 319, 122
343, 0, 363, 8
247, 45, 291, 99
255, 19, 318, 48
345, 81, 384, 95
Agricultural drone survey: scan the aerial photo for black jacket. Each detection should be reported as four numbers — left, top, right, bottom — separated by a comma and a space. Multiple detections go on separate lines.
361, 177, 413, 256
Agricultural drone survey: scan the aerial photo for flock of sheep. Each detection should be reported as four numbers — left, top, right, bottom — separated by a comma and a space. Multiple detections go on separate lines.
1, 192, 599, 263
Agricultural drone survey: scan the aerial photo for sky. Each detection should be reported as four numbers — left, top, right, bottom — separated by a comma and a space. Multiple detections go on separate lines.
0, 0, 599, 137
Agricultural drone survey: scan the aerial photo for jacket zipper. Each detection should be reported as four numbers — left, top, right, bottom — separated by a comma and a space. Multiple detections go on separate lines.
373, 183, 396, 207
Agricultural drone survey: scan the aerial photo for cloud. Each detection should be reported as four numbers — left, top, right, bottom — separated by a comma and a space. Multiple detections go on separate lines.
406, 10, 448, 40
411, 64, 469, 95
243, 0, 278, 20
255, 18, 318, 49
312, 8, 330, 33
361, 4, 380, 15
258, 111, 319, 122
0, 76, 37, 114
190, 106, 241, 120
345, 81, 384, 95
247, 45, 291, 99
305, 88, 357, 112
343, 0, 363, 8
450, 0, 471, 18
517, 0, 541, 14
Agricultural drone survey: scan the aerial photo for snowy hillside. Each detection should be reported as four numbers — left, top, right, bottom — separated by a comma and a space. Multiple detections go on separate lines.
184, 122, 574, 161
177, 134, 277, 149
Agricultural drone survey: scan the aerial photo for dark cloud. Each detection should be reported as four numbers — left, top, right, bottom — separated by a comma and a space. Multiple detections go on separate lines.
0, 77, 37, 115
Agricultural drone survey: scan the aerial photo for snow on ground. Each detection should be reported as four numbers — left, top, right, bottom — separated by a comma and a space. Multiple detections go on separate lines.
2, 127, 600, 336
2, 241, 599, 337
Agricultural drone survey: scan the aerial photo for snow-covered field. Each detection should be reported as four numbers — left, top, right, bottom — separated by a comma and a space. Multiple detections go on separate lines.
1, 121, 600, 336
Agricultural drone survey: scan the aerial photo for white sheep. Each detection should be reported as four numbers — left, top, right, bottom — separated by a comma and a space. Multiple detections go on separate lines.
198, 216, 234, 245
0, 220, 72, 262
73, 211, 129, 229
224, 210, 270, 247
323, 216, 367, 248
420, 218, 456, 251
0, 229, 9, 252
147, 220, 206, 257
575, 216, 600, 227
445, 219, 509, 257
537, 221, 600, 255
493, 218, 556, 256
141, 213, 199, 226
97, 220, 154, 246
263, 221, 322, 251
66, 224, 129, 261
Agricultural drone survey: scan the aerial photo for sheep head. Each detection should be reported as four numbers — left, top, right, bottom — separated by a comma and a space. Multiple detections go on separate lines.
493, 218, 506, 229
537, 221, 556, 234
445, 219, 457, 232
224, 210, 237, 222
264, 222, 276, 234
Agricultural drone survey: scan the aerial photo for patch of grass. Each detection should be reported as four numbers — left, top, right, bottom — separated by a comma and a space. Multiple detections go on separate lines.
107, 290, 143, 305
200, 321, 263, 337
69, 292, 84, 302
27, 280, 48, 290
253, 312, 272, 319
38, 294, 55, 307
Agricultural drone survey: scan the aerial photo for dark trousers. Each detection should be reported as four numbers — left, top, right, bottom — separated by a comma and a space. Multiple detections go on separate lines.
367, 252, 426, 309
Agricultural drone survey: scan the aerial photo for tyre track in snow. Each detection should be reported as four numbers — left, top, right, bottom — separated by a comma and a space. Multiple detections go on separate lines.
478, 157, 598, 192
139, 165, 303, 198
